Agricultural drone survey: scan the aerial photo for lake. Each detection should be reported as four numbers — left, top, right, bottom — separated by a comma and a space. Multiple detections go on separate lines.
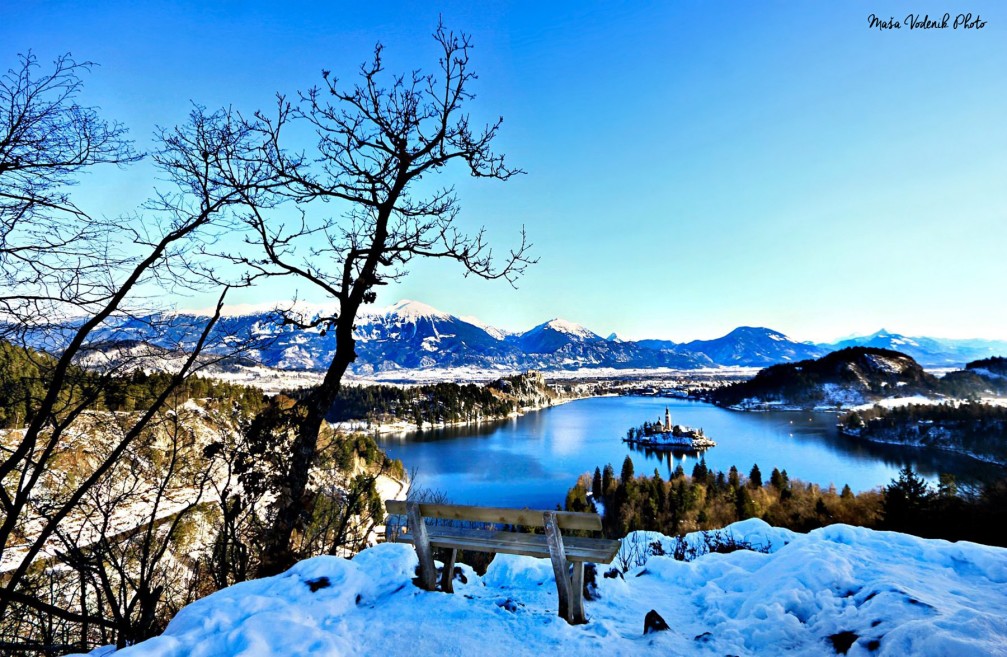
376, 396, 1005, 509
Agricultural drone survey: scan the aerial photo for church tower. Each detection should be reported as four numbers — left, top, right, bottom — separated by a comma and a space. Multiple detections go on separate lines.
664, 407, 671, 431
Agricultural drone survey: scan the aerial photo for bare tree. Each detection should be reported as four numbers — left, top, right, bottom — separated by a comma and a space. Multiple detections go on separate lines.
194, 22, 535, 576
0, 52, 269, 643
51, 398, 217, 648
0, 52, 140, 332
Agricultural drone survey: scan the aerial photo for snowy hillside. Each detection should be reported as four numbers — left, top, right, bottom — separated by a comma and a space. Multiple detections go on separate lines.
74, 519, 1007, 657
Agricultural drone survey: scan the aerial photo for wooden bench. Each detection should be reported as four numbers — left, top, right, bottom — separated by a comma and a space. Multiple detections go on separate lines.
385, 500, 620, 624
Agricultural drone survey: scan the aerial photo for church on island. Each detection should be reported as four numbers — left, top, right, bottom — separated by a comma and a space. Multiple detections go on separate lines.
623, 407, 717, 451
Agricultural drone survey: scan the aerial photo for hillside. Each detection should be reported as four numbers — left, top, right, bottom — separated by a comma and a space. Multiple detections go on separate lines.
326, 371, 570, 429
840, 402, 1007, 465
708, 347, 939, 409
967, 356, 1007, 379
69, 519, 1007, 657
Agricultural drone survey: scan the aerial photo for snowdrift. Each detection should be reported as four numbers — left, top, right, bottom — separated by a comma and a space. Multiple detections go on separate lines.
74, 519, 1007, 656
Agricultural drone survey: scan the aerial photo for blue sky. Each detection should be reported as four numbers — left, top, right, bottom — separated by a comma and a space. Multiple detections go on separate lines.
4, 1, 1005, 342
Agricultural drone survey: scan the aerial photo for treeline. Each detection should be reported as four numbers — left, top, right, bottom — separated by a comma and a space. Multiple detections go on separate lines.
323, 372, 554, 427
567, 458, 1007, 548
841, 402, 1007, 464
966, 356, 1007, 377
0, 340, 267, 428
939, 368, 1007, 398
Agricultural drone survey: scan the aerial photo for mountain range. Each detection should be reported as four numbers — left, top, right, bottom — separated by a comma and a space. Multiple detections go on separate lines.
58, 299, 1007, 374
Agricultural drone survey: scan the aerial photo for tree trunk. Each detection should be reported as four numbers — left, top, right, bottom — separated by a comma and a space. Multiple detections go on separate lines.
255, 326, 358, 577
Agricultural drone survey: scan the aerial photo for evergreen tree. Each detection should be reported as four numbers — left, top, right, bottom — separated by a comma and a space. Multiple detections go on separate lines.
602, 463, 615, 497
620, 455, 635, 485
735, 485, 756, 519
937, 473, 957, 498
728, 465, 740, 489
592, 467, 603, 498
748, 463, 763, 489
884, 466, 932, 531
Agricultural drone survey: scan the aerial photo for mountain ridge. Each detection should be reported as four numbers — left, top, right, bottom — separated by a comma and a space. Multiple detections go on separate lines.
16, 300, 1007, 374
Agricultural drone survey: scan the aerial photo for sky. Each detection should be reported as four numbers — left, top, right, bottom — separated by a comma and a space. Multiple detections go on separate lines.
3, 1, 1006, 342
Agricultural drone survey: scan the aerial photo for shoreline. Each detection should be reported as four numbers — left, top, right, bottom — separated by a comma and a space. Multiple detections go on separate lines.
329, 392, 609, 435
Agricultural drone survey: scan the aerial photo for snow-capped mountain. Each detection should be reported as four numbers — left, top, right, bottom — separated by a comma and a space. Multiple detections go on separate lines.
684, 327, 828, 367
352, 301, 519, 372
508, 318, 708, 370
21, 301, 1007, 374
829, 330, 1007, 368
516, 319, 602, 354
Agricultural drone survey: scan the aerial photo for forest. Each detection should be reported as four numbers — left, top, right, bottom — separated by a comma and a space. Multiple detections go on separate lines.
840, 402, 1007, 464
567, 458, 1007, 548
0, 340, 267, 428
323, 372, 558, 428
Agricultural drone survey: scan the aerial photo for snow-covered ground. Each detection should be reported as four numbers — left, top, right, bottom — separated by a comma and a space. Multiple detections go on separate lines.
73, 519, 1007, 657
852, 395, 1007, 411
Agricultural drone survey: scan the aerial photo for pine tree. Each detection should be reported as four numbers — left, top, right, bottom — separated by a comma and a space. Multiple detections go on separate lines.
620, 455, 635, 485
884, 466, 932, 531
602, 463, 615, 497
749, 463, 763, 489
592, 467, 603, 498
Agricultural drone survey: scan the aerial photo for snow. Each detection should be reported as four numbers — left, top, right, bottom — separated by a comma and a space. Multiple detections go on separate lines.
852, 395, 943, 411
74, 519, 1007, 657
541, 318, 599, 340
378, 299, 452, 322
460, 314, 513, 341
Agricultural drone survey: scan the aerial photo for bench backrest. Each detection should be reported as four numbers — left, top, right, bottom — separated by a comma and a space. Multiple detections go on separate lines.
384, 500, 602, 532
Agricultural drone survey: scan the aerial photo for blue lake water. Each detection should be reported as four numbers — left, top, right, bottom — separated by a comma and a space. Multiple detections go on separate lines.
376, 396, 1005, 509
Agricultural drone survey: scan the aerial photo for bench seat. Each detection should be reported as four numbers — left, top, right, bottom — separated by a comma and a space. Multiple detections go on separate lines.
396, 525, 621, 563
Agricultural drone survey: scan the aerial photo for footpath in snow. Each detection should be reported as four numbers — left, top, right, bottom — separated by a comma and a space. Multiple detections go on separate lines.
74, 519, 1007, 657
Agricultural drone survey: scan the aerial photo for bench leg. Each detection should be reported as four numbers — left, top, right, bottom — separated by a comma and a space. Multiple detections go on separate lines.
406, 502, 438, 591
440, 548, 458, 593
570, 561, 586, 624
544, 511, 577, 624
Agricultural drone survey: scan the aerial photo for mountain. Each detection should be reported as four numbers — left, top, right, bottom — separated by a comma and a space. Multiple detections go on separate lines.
511, 319, 710, 370
17, 300, 1007, 375
352, 301, 520, 373
708, 347, 939, 409
685, 327, 828, 367
516, 319, 601, 354
69, 301, 710, 373
829, 330, 1007, 368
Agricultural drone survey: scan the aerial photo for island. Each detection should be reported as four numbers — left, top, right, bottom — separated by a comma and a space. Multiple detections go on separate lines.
623, 407, 716, 451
